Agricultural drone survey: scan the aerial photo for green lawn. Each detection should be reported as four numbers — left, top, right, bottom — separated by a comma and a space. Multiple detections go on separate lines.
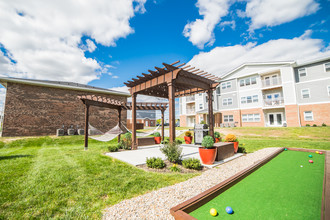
0, 127, 329, 219
0, 136, 197, 219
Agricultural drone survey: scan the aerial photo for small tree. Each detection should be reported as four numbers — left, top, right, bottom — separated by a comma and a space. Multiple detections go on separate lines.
160, 142, 183, 163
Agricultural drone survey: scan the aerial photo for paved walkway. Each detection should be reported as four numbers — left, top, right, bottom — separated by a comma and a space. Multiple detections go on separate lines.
105, 144, 243, 167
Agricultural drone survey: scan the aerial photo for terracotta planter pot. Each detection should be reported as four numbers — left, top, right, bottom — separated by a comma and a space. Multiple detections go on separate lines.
184, 136, 193, 144
154, 136, 161, 144
199, 147, 217, 165
233, 142, 239, 153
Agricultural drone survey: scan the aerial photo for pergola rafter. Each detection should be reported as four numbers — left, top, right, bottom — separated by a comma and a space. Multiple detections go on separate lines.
125, 61, 220, 149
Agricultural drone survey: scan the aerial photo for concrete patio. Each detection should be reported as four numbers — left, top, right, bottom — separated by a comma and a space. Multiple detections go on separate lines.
105, 144, 243, 168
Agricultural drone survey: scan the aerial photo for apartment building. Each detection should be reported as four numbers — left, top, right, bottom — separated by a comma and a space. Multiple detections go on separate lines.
179, 57, 330, 127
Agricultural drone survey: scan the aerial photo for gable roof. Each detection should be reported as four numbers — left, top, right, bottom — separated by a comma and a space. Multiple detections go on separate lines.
0, 77, 130, 97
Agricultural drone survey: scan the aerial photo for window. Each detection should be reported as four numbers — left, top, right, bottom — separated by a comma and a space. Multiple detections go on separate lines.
199, 104, 203, 109
240, 79, 245, 87
325, 62, 330, 72
251, 77, 257, 85
327, 85, 330, 96
216, 87, 221, 95
241, 97, 246, 104
242, 114, 261, 122
253, 95, 258, 102
298, 68, 307, 77
222, 98, 233, 106
245, 78, 251, 86
241, 95, 258, 104
240, 76, 257, 87
304, 111, 313, 121
221, 82, 232, 89
224, 115, 234, 122
301, 89, 310, 99
199, 93, 202, 96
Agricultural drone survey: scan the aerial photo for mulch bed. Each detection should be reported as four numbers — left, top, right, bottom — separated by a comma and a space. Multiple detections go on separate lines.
137, 160, 207, 174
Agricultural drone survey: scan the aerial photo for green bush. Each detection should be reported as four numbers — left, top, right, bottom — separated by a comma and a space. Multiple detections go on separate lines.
154, 132, 161, 137
201, 135, 214, 148
322, 123, 327, 127
146, 157, 166, 169
0, 141, 5, 149
119, 132, 132, 150
182, 158, 202, 170
170, 164, 180, 172
160, 142, 183, 163
108, 144, 120, 152
200, 120, 206, 124
237, 146, 247, 153
175, 139, 183, 144
161, 138, 182, 145
306, 124, 310, 127
313, 124, 317, 127
214, 131, 220, 138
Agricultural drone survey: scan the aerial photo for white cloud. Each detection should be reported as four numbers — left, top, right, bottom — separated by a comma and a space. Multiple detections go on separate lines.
183, 0, 232, 49
112, 75, 119, 79
245, 0, 319, 31
0, 0, 146, 84
188, 33, 330, 76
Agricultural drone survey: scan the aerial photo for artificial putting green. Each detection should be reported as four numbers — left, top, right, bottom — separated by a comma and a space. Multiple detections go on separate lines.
190, 150, 325, 219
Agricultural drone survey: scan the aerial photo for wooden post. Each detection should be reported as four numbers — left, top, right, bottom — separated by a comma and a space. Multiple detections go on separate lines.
131, 93, 138, 149
84, 104, 89, 150
207, 89, 214, 139
161, 109, 165, 141
117, 108, 121, 143
168, 82, 176, 143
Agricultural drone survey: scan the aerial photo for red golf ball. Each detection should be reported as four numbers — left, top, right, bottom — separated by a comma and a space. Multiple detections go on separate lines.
309, 160, 313, 163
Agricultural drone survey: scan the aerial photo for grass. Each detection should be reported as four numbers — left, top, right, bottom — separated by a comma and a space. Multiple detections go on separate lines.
217, 127, 330, 152
0, 136, 198, 219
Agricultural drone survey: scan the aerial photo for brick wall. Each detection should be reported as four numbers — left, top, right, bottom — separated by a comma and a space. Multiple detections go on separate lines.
299, 103, 330, 126
180, 115, 186, 127
2, 82, 127, 137
220, 110, 241, 127
285, 105, 300, 127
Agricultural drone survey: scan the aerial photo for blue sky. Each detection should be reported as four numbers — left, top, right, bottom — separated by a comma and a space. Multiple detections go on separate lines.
0, 0, 330, 104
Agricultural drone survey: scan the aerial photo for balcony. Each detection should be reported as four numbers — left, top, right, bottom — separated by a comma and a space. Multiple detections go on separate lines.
186, 95, 195, 103
263, 97, 284, 108
261, 77, 282, 88
186, 108, 196, 115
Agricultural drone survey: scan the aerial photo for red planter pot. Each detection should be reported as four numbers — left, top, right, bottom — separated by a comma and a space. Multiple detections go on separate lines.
154, 137, 161, 144
184, 136, 193, 144
233, 142, 239, 153
199, 147, 217, 165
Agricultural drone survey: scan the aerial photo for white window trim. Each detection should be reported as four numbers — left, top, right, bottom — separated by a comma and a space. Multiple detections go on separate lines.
242, 113, 261, 122
298, 68, 307, 78
303, 111, 314, 121
324, 62, 330, 72
301, 88, 310, 99
222, 98, 228, 106
327, 85, 330, 96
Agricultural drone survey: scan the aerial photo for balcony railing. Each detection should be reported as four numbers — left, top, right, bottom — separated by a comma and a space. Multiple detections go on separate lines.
186, 108, 195, 114
186, 95, 195, 102
261, 77, 282, 88
263, 97, 284, 107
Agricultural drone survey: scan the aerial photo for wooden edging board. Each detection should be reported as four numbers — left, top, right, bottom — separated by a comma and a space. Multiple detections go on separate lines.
170, 147, 330, 220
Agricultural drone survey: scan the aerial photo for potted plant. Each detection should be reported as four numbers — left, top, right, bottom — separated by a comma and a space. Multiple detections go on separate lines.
198, 135, 216, 165
184, 131, 193, 144
214, 131, 221, 143
224, 134, 239, 153
154, 132, 161, 144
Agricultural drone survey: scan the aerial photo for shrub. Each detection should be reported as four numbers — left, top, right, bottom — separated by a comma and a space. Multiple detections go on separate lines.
200, 120, 206, 124
225, 134, 237, 142
313, 124, 317, 127
161, 138, 182, 145
306, 124, 310, 127
146, 157, 166, 169
214, 131, 220, 138
237, 143, 247, 153
108, 144, 120, 152
120, 132, 132, 150
182, 158, 202, 170
170, 164, 180, 172
185, 131, 192, 137
175, 139, 183, 144
201, 135, 214, 148
160, 142, 183, 163
322, 123, 327, 127
154, 132, 161, 137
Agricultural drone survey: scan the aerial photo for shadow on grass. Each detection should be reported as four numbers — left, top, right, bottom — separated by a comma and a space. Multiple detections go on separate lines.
0, 155, 33, 161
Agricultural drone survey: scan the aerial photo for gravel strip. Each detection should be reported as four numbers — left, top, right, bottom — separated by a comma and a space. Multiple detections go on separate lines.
103, 147, 281, 220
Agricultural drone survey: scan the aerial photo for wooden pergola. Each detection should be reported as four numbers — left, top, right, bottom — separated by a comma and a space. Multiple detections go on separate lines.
78, 95, 168, 150
124, 61, 220, 149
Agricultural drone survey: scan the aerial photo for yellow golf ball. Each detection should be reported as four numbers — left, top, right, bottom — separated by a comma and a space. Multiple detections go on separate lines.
316, 151, 319, 154
210, 208, 217, 216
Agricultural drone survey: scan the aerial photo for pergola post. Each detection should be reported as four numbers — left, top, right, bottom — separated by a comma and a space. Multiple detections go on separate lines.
84, 104, 89, 150
207, 89, 214, 139
117, 108, 121, 143
161, 109, 165, 141
168, 81, 176, 143
131, 93, 138, 149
